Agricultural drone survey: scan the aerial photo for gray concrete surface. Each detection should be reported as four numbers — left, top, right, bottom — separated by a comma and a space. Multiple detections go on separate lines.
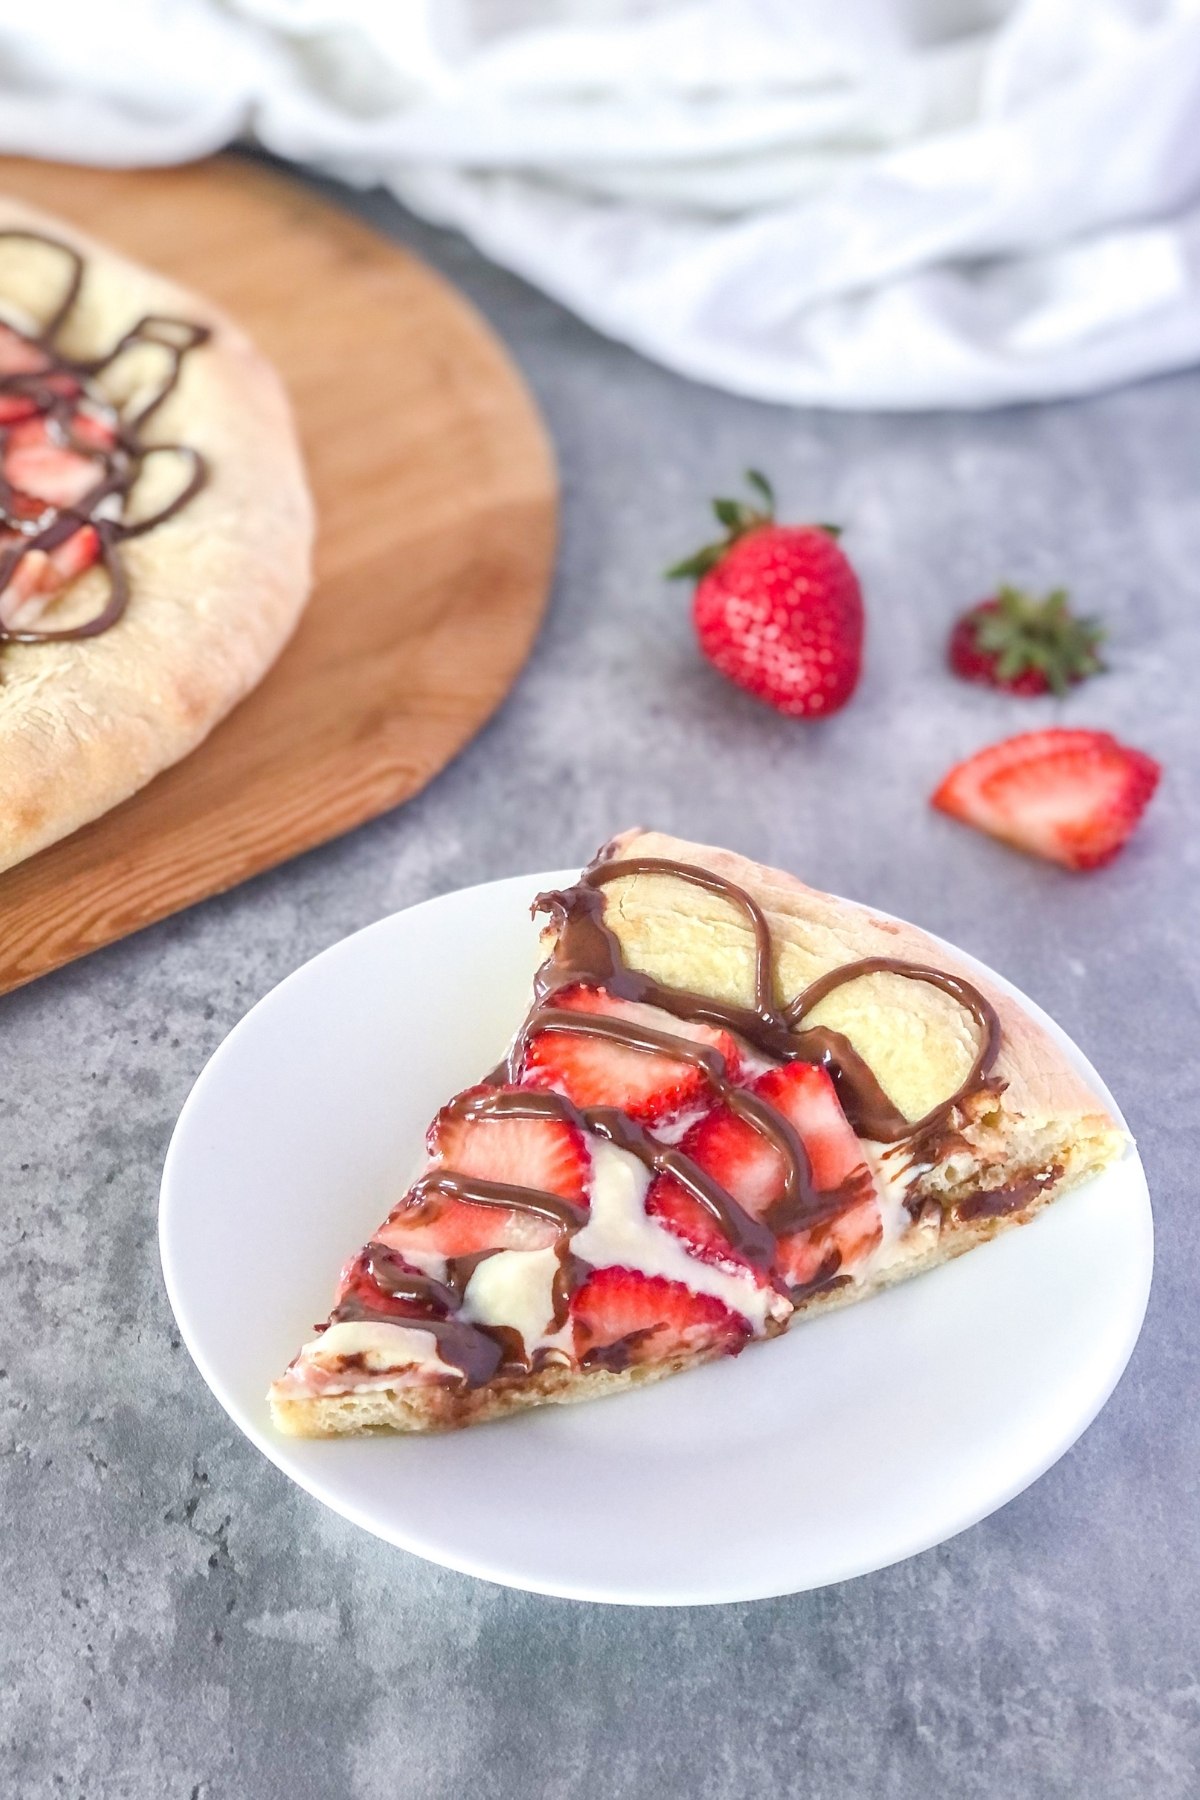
2, 159, 1198, 1799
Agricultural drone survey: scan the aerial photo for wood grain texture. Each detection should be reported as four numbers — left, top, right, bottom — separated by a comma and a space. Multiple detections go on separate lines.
0, 155, 557, 996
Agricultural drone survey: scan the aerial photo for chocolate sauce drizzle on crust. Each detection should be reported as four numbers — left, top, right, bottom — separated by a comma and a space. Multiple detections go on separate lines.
0, 229, 210, 643
786, 956, 1001, 1135
532, 858, 1001, 1144
328, 1300, 506, 1388
362, 1243, 456, 1315
322, 852, 1005, 1390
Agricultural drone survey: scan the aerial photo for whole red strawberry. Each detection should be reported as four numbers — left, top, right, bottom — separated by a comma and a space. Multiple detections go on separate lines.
948, 585, 1104, 697
668, 470, 863, 718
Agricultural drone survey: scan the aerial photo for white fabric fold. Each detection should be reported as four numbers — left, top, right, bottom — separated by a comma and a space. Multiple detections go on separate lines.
1, 0, 1199, 407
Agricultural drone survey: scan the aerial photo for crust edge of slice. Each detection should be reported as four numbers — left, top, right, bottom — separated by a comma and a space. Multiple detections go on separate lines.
270, 1344, 731, 1437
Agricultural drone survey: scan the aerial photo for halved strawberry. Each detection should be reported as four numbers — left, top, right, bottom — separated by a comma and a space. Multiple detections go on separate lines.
570, 1265, 749, 1368
947, 587, 1104, 697
521, 985, 740, 1122
2, 415, 104, 508
932, 729, 1160, 870
378, 1087, 591, 1259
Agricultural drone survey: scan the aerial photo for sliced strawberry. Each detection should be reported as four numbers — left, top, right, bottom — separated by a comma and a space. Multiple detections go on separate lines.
45, 523, 100, 586
331, 1247, 442, 1324
428, 1087, 590, 1202
0, 543, 46, 626
521, 985, 740, 1122
680, 1100, 781, 1222
932, 729, 1160, 871
67, 409, 116, 451
570, 1265, 749, 1368
753, 1063, 880, 1282
0, 324, 47, 376
378, 1192, 560, 1258
776, 1189, 882, 1293
754, 1062, 867, 1193
378, 1086, 591, 1259
680, 1062, 861, 1217
676, 1062, 880, 1287
0, 525, 101, 630
3, 416, 103, 508
0, 395, 38, 425
644, 1174, 769, 1283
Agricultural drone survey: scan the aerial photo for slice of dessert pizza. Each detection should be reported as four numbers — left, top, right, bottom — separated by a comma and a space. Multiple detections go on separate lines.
0, 203, 311, 871
270, 830, 1126, 1436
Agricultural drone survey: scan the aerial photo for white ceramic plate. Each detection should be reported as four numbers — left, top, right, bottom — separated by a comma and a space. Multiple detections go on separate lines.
160, 870, 1152, 1606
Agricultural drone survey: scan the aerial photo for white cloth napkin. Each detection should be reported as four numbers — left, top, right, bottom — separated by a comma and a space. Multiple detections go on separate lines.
2, 0, 1199, 408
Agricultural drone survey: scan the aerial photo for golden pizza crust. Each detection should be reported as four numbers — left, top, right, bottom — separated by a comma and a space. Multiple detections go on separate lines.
0, 196, 313, 873
271, 1345, 726, 1437
270, 830, 1128, 1438
599, 830, 1118, 1140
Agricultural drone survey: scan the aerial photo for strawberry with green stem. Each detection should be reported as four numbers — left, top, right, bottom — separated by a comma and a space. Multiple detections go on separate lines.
669, 469, 864, 718
948, 585, 1104, 697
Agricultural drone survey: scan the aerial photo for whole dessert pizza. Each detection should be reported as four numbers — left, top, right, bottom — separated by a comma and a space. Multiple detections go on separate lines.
0, 201, 312, 872
271, 830, 1126, 1435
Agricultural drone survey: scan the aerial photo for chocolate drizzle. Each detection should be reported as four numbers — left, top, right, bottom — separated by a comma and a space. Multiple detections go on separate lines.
316, 849, 1004, 1389
361, 1241, 456, 1314
0, 229, 210, 643
954, 1166, 1059, 1222
532, 857, 1001, 1146
408, 1165, 589, 1238
787, 956, 1001, 1139
326, 1241, 506, 1386
441, 1084, 775, 1272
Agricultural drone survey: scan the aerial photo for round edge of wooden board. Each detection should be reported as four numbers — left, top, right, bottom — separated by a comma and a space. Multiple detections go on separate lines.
0, 155, 558, 998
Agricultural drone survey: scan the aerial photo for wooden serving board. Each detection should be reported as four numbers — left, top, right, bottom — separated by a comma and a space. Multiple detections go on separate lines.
0, 156, 557, 997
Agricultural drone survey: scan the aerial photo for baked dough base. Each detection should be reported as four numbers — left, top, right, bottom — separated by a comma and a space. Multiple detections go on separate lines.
0, 198, 313, 872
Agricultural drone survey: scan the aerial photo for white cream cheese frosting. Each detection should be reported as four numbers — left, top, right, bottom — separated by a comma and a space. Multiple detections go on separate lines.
572, 1140, 784, 1332
275, 1319, 462, 1397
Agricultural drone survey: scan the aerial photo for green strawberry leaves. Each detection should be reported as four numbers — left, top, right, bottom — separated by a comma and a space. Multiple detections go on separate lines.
969, 586, 1105, 696
666, 469, 842, 580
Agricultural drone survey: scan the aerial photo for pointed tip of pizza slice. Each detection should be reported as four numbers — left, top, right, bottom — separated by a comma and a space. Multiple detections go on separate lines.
269, 830, 1127, 1437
